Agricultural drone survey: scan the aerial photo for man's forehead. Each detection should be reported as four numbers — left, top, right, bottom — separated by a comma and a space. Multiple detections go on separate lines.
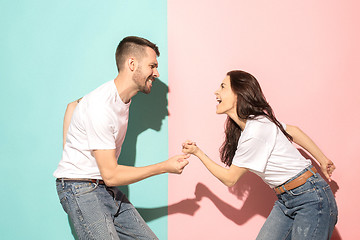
145, 47, 158, 64
145, 47, 157, 57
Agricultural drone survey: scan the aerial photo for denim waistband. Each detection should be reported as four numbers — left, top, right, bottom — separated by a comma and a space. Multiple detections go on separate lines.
283, 165, 317, 185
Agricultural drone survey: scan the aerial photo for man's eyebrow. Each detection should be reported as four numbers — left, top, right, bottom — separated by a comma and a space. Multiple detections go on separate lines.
149, 61, 158, 67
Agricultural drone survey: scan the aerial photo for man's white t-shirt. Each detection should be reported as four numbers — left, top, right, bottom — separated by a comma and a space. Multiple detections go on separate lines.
53, 80, 130, 179
232, 116, 311, 188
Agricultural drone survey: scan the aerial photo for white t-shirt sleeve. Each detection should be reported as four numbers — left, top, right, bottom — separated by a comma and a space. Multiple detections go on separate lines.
232, 137, 271, 172
231, 119, 277, 173
84, 105, 116, 150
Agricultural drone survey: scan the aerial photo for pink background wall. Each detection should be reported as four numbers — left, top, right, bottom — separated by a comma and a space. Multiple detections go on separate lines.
168, 0, 360, 239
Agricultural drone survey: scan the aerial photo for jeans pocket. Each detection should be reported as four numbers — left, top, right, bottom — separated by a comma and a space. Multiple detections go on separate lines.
323, 185, 338, 217
56, 183, 71, 214
73, 182, 98, 196
289, 181, 316, 196
56, 182, 67, 201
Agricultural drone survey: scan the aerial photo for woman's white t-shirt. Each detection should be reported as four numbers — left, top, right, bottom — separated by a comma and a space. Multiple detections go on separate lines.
232, 116, 311, 188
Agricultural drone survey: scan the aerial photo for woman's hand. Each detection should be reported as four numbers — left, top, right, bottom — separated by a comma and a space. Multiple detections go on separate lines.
182, 140, 200, 155
286, 124, 336, 181
320, 158, 336, 182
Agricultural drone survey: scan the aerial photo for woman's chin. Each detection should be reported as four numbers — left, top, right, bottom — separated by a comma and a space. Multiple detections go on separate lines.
216, 108, 224, 115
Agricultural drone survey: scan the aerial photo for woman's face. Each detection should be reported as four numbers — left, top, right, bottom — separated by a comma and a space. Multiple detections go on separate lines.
214, 75, 237, 115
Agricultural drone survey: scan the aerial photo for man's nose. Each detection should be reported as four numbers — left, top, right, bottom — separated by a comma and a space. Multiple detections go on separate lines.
153, 68, 160, 78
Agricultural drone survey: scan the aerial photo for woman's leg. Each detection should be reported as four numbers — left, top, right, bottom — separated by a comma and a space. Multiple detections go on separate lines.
290, 175, 338, 240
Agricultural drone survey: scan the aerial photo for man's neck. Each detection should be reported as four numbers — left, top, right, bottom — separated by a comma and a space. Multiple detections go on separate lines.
113, 73, 138, 104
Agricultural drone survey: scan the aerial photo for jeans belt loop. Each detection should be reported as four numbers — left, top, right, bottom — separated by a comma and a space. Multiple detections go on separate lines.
61, 178, 65, 189
308, 166, 317, 177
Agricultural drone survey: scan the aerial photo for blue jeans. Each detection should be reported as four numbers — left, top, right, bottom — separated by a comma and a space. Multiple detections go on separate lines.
56, 179, 158, 240
257, 166, 338, 240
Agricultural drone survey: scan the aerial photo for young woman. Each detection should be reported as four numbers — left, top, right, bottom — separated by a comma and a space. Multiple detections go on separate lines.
182, 70, 338, 240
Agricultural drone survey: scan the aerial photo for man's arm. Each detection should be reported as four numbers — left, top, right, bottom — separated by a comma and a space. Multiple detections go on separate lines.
93, 149, 189, 186
286, 124, 335, 181
62, 97, 189, 186
63, 98, 82, 148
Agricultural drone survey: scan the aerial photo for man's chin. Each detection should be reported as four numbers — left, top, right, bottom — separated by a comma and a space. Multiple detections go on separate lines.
140, 88, 151, 94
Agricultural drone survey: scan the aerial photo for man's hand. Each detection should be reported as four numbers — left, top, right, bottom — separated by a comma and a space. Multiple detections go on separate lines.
163, 154, 190, 174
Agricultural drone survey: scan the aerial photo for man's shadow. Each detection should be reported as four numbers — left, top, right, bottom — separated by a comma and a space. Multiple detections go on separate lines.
193, 149, 341, 239
117, 79, 199, 222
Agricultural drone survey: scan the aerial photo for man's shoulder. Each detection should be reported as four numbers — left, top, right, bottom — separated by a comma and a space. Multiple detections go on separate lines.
82, 81, 114, 105
88, 80, 114, 97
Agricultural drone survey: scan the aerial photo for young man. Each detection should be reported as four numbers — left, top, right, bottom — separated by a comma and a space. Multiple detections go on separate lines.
54, 36, 189, 240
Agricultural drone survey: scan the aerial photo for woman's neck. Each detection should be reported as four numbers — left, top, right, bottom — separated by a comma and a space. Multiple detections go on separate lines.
227, 112, 246, 131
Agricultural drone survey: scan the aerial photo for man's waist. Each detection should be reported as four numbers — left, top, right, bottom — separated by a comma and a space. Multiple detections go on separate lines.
56, 178, 105, 185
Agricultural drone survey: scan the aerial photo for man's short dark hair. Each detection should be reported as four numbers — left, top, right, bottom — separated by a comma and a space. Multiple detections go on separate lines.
115, 36, 160, 72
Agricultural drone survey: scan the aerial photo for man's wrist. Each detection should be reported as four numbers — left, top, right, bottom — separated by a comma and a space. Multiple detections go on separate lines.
157, 161, 168, 174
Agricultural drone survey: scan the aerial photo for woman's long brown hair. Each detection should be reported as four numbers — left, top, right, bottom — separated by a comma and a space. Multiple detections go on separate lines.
219, 70, 293, 167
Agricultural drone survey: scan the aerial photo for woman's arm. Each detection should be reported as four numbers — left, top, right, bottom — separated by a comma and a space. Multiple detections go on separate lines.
286, 124, 335, 181
63, 98, 82, 148
182, 141, 248, 187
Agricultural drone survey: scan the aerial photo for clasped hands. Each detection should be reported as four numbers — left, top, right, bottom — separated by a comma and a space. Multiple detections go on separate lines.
165, 140, 199, 174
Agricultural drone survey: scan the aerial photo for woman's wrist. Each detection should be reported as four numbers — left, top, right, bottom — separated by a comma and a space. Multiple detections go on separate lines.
193, 148, 203, 158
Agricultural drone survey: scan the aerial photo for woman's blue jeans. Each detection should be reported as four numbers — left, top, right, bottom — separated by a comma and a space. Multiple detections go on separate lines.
257, 166, 338, 240
56, 179, 158, 240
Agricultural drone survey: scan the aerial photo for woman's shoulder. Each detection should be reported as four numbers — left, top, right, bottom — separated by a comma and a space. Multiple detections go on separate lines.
245, 116, 277, 138
248, 115, 274, 127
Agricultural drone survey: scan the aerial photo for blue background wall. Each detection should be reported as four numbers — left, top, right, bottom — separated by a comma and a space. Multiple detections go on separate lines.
0, 1, 169, 239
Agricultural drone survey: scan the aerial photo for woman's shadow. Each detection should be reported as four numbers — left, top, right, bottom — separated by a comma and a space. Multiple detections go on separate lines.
194, 173, 276, 226
117, 79, 200, 221
193, 149, 341, 239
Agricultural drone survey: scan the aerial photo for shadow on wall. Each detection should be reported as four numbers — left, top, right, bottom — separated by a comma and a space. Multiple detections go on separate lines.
194, 172, 276, 225
190, 149, 342, 240
117, 79, 200, 222
117, 78, 169, 199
